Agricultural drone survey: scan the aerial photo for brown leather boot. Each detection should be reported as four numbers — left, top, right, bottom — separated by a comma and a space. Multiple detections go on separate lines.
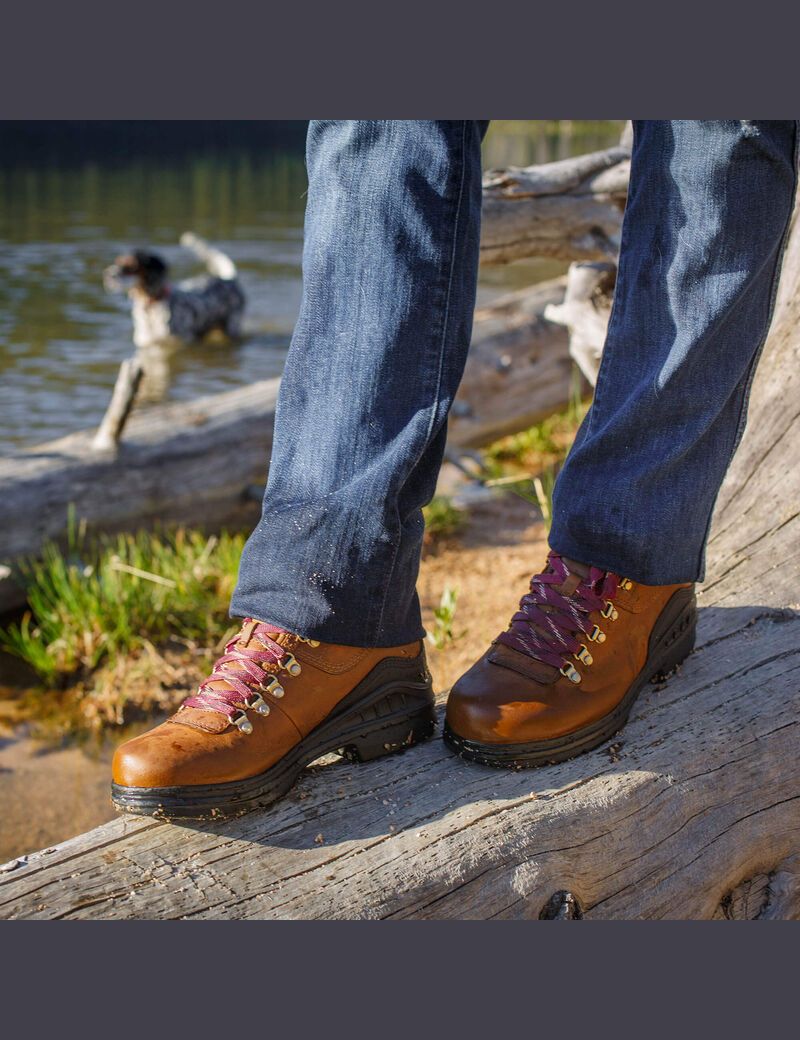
444, 551, 696, 768
111, 618, 434, 818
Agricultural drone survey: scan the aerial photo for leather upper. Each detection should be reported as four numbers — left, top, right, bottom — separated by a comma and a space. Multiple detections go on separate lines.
446, 569, 692, 745
112, 630, 423, 788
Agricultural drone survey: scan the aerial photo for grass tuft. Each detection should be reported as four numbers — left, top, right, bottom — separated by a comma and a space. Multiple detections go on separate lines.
1, 524, 246, 687
423, 496, 465, 543
482, 369, 588, 531
427, 586, 460, 650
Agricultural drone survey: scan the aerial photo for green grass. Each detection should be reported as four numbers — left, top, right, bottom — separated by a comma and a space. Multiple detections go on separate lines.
1, 520, 246, 685
423, 496, 465, 542
427, 586, 460, 651
482, 369, 588, 531
485, 371, 588, 475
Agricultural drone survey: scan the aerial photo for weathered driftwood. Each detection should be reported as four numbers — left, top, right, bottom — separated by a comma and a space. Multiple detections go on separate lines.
480, 125, 632, 376
481, 145, 630, 265
0, 606, 796, 920
91, 356, 144, 453
0, 380, 280, 612
0, 282, 574, 612
2, 210, 799, 920
544, 261, 615, 385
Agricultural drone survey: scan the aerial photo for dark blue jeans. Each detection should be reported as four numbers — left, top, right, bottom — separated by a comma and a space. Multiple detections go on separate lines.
232, 120, 798, 647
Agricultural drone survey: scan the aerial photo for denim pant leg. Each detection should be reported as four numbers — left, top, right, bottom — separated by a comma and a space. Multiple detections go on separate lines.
550, 120, 798, 585
232, 121, 487, 646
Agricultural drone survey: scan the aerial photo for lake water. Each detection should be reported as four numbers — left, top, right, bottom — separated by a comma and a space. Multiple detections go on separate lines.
0, 121, 622, 451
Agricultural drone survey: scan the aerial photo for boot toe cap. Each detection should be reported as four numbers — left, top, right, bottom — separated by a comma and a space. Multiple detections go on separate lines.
112, 724, 211, 788
446, 655, 561, 745
446, 660, 507, 743
112, 732, 173, 789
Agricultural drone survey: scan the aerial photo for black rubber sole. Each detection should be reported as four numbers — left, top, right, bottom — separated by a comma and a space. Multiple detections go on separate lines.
443, 587, 697, 769
111, 659, 435, 820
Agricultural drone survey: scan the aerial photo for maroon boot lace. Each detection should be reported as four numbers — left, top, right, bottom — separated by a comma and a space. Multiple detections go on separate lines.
496, 552, 624, 682
181, 619, 314, 733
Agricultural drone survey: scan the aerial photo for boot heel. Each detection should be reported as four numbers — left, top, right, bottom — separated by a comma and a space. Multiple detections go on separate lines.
340, 701, 436, 763
650, 613, 696, 682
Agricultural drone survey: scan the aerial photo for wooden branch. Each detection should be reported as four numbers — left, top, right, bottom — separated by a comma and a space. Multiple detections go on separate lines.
91, 357, 144, 453
544, 261, 615, 386
481, 145, 631, 264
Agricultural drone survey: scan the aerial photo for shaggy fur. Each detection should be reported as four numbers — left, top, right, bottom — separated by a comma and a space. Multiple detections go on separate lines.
104, 233, 245, 349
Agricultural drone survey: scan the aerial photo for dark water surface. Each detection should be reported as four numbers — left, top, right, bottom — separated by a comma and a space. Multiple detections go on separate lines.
0, 120, 622, 451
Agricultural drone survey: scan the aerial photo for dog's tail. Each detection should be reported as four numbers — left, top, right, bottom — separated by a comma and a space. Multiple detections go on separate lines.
180, 232, 238, 280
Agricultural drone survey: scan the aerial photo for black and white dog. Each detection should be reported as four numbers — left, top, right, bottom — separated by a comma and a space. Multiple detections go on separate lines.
104, 233, 245, 349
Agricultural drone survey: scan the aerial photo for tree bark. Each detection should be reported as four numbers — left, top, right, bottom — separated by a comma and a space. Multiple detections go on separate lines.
1, 211, 799, 919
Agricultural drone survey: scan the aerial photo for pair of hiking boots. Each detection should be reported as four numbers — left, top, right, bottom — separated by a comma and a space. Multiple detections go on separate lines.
112, 552, 696, 819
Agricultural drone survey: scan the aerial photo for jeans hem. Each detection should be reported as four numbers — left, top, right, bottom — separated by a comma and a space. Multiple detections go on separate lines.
228, 598, 427, 650
547, 531, 702, 587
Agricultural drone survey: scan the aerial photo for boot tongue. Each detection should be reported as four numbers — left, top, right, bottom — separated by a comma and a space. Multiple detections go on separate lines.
557, 556, 591, 595
562, 556, 591, 579
233, 618, 260, 648
234, 618, 294, 650
200, 620, 292, 699
536, 556, 591, 615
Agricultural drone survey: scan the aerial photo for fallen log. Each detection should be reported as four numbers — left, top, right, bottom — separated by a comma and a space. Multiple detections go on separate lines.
0, 607, 796, 920
449, 278, 572, 447
1, 210, 799, 920
480, 145, 630, 265
479, 127, 631, 375
0, 281, 573, 613
0, 380, 280, 613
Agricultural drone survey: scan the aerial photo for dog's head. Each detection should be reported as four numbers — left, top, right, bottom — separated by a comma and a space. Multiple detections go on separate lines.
104, 250, 169, 296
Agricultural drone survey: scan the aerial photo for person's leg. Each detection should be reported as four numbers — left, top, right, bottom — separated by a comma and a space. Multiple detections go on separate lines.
446, 120, 798, 768
231, 120, 488, 647
113, 120, 489, 817
551, 120, 798, 583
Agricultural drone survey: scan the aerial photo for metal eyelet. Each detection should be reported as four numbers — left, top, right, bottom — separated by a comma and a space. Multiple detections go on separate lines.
588, 625, 606, 643
261, 676, 285, 699
246, 692, 270, 716
231, 711, 253, 735
601, 601, 618, 621
560, 662, 582, 684
575, 645, 593, 665
620, 578, 633, 591
298, 637, 320, 647
282, 653, 302, 676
